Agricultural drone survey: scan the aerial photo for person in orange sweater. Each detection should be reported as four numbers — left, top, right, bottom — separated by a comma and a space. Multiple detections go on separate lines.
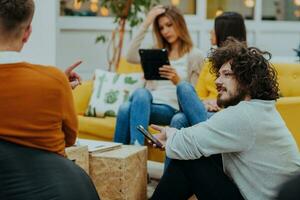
0, 1, 100, 200
0, 0, 79, 156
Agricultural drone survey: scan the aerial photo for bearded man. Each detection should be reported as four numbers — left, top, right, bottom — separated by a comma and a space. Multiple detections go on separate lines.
150, 39, 300, 200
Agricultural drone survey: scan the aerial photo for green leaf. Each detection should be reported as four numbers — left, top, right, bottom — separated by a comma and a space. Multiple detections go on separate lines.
104, 90, 120, 104
95, 35, 107, 44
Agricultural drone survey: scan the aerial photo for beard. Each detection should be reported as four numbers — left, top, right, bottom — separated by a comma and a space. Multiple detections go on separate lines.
217, 87, 248, 108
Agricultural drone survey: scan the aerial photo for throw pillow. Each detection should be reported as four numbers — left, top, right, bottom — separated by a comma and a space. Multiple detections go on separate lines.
85, 69, 145, 117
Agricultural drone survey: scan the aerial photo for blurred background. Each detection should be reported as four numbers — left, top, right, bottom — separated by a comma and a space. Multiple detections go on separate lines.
24, 0, 300, 79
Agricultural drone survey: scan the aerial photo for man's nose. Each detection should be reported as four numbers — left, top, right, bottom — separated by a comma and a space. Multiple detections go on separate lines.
215, 76, 222, 85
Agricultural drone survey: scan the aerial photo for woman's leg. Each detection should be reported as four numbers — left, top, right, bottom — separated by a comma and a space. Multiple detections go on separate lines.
176, 81, 208, 125
149, 104, 177, 126
133, 103, 177, 144
114, 102, 131, 144
129, 88, 153, 145
170, 112, 190, 129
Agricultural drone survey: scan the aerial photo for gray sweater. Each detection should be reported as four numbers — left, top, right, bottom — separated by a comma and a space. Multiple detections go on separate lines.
166, 100, 300, 200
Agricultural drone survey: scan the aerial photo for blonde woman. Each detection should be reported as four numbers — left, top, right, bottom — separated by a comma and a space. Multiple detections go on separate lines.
114, 5, 204, 145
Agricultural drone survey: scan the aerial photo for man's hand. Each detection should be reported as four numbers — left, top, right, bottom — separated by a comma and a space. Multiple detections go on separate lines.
159, 65, 181, 85
203, 99, 221, 112
148, 125, 178, 149
65, 61, 82, 89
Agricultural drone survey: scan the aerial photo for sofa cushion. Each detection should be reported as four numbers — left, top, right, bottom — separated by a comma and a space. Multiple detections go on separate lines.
276, 96, 300, 148
73, 81, 93, 115
274, 63, 300, 97
78, 115, 116, 140
85, 69, 144, 117
117, 58, 142, 74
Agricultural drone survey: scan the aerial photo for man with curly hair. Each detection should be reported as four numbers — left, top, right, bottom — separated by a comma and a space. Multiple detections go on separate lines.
150, 39, 300, 200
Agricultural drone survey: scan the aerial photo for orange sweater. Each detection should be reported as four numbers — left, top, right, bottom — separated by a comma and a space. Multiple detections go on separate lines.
0, 62, 77, 156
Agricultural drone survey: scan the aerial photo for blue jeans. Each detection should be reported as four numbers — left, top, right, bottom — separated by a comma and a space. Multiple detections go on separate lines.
114, 88, 177, 145
165, 81, 215, 170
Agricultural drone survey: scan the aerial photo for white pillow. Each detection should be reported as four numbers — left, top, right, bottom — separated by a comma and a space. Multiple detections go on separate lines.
85, 69, 145, 117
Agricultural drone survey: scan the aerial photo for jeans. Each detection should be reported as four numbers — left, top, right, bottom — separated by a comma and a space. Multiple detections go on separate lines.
114, 88, 177, 145
172, 81, 215, 127
165, 82, 215, 170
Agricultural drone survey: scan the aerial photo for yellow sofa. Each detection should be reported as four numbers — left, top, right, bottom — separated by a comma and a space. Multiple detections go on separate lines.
73, 61, 300, 162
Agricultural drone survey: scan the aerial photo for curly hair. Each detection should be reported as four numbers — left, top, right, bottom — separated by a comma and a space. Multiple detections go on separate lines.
208, 38, 279, 100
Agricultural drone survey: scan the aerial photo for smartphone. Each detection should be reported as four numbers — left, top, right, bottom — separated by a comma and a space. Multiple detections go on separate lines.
136, 125, 164, 149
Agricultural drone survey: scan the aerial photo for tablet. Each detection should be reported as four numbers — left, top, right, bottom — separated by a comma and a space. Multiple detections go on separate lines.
139, 49, 170, 80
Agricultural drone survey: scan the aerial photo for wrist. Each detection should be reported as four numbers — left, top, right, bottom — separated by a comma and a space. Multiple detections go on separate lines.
142, 20, 151, 29
166, 127, 177, 139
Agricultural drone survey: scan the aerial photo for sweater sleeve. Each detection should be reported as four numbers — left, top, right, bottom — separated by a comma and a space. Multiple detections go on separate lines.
126, 24, 150, 64
61, 75, 78, 147
166, 104, 255, 160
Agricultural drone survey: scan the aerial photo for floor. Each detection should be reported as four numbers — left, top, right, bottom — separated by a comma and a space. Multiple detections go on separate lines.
147, 161, 163, 198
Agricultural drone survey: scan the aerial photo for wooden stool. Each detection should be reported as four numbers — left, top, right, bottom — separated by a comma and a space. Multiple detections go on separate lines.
89, 145, 147, 200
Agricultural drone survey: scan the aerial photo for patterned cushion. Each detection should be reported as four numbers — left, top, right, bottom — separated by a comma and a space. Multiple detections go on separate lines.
85, 69, 145, 117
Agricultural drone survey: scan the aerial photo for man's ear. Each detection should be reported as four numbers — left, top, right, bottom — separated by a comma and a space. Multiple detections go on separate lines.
22, 24, 32, 43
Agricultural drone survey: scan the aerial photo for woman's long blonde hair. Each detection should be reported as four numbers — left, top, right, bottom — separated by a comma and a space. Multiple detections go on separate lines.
153, 6, 193, 57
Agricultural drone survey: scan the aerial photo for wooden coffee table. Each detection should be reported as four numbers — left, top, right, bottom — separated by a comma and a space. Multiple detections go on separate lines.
89, 145, 147, 200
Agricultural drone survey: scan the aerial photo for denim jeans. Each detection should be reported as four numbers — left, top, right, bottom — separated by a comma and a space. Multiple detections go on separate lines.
165, 81, 215, 170
114, 88, 177, 145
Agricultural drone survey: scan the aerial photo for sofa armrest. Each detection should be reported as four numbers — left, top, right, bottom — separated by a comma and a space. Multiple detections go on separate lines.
72, 81, 93, 115
276, 97, 300, 148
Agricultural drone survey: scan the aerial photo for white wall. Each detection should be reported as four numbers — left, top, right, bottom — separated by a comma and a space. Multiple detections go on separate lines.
21, 0, 57, 66
57, 17, 300, 80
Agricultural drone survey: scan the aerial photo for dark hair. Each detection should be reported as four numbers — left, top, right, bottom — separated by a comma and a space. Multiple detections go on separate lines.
209, 38, 279, 100
0, 0, 35, 37
215, 12, 247, 47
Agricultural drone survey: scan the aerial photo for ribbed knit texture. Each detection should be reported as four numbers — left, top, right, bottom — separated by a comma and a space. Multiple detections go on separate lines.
0, 62, 77, 156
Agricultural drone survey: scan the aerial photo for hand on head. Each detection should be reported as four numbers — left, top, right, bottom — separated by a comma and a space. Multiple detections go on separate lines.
65, 60, 82, 89
144, 5, 166, 27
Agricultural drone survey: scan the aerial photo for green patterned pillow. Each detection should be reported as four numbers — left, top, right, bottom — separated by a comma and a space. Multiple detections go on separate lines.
85, 69, 145, 117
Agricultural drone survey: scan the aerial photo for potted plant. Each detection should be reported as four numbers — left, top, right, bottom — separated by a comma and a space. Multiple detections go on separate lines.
79, 0, 160, 71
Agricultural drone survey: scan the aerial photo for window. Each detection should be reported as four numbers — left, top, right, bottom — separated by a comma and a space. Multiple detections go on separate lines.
206, 0, 254, 20
60, 0, 197, 17
60, 0, 113, 17
262, 0, 300, 21
159, 0, 196, 15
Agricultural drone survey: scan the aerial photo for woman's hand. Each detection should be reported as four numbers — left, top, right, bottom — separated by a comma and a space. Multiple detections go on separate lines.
159, 65, 181, 85
65, 60, 82, 89
144, 5, 165, 27
203, 99, 221, 112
